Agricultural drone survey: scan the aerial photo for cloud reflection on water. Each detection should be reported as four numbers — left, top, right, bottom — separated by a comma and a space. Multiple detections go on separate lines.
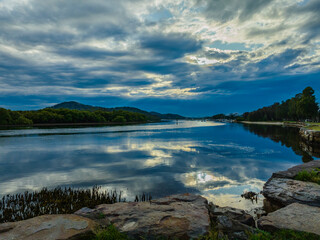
0, 121, 310, 210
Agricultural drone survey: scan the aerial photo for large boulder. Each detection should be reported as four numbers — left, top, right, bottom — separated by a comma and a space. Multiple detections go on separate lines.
0, 214, 97, 240
263, 177, 320, 207
75, 193, 210, 239
263, 160, 320, 207
258, 203, 320, 236
272, 160, 320, 179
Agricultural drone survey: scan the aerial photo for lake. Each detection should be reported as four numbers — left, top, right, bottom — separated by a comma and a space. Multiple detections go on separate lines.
0, 120, 318, 211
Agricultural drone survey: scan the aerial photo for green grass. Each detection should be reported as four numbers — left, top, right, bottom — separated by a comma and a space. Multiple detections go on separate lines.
295, 168, 320, 185
308, 126, 320, 131
90, 226, 320, 240
248, 229, 320, 240
305, 122, 320, 131
92, 225, 129, 240
197, 229, 320, 240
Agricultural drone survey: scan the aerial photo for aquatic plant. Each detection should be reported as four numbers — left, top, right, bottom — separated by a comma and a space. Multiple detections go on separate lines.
134, 192, 152, 202
241, 191, 258, 203
0, 186, 125, 223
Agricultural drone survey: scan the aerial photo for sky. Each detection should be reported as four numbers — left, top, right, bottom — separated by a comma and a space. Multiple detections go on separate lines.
0, 0, 319, 116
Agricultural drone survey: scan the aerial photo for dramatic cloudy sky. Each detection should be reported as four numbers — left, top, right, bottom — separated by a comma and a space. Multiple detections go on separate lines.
0, 0, 319, 116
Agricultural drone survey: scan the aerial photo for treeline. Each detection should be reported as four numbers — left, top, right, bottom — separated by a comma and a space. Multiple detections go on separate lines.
210, 113, 239, 120
0, 108, 147, 126
241, 87, 319, 122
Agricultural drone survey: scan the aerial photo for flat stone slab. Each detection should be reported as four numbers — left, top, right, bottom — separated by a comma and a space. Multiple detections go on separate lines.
272, 160, 320, 179
263, 177, 320, 207
0, 214, 96, 240
258, 203, 320, 235
75, 193, 210, 239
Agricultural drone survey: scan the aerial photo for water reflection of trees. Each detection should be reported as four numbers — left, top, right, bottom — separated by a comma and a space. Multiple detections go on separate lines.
242, 124, 319, 162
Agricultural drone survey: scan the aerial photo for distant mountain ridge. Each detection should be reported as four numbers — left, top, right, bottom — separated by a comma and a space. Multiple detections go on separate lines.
49, 101, 185, 120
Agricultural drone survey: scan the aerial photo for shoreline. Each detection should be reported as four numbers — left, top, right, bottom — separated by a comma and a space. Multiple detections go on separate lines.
0, 121, 153, 128
238, 120, 307, 128
239, 121, 284, 126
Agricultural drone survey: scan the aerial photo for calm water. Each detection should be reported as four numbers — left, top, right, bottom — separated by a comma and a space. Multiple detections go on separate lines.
0, 121, 318, 210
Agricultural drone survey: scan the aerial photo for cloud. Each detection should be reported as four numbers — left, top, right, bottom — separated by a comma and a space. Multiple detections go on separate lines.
140, 32, 203, 59
0, 0, 319, 114
195, 0, 274, 23
204, 48, 232, 60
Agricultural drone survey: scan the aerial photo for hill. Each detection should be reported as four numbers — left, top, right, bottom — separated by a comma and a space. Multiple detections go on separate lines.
50, 101, 185, 120
0, 107, 148, 126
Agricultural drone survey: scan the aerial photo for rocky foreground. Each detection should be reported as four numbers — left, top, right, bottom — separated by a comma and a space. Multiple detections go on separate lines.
0, 193, 257, 240
262, 160, 320, 207
0, 161, 319, 240
259, 160, 320, 235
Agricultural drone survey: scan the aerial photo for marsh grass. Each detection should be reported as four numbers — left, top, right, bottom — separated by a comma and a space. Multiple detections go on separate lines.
0, 186, 125, 223
295, 168, 320, 184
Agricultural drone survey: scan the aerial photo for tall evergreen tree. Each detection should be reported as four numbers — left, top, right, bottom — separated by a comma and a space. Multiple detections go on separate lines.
297, 87, 319, 120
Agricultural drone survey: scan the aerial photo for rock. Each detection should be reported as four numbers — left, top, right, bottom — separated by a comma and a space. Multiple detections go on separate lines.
300, 128, 320, 144
272, 160, 320, 179
258, 203, 320, 236
209, 205, 255, 227
247, 207, 267, 221
0, 214, 97, 240
75, 193, 210, 239
207, 203, 255, 240
263, 177, 320, 207
241, 191, 258, 202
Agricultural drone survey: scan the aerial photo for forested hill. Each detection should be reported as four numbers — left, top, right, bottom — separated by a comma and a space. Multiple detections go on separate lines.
0, 107, 148, 126
51, 101, 186, 120
241, 87, 319, 122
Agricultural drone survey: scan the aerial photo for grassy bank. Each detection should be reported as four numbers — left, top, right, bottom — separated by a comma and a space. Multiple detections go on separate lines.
305, 123, 320, 131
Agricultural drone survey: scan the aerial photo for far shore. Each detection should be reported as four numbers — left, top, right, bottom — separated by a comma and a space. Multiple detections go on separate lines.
0, 121, 151, 128
239, 121, 284, 126
238, 120, 310, 128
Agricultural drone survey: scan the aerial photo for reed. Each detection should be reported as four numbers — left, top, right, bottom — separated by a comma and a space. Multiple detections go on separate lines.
0, 186, 127, 223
